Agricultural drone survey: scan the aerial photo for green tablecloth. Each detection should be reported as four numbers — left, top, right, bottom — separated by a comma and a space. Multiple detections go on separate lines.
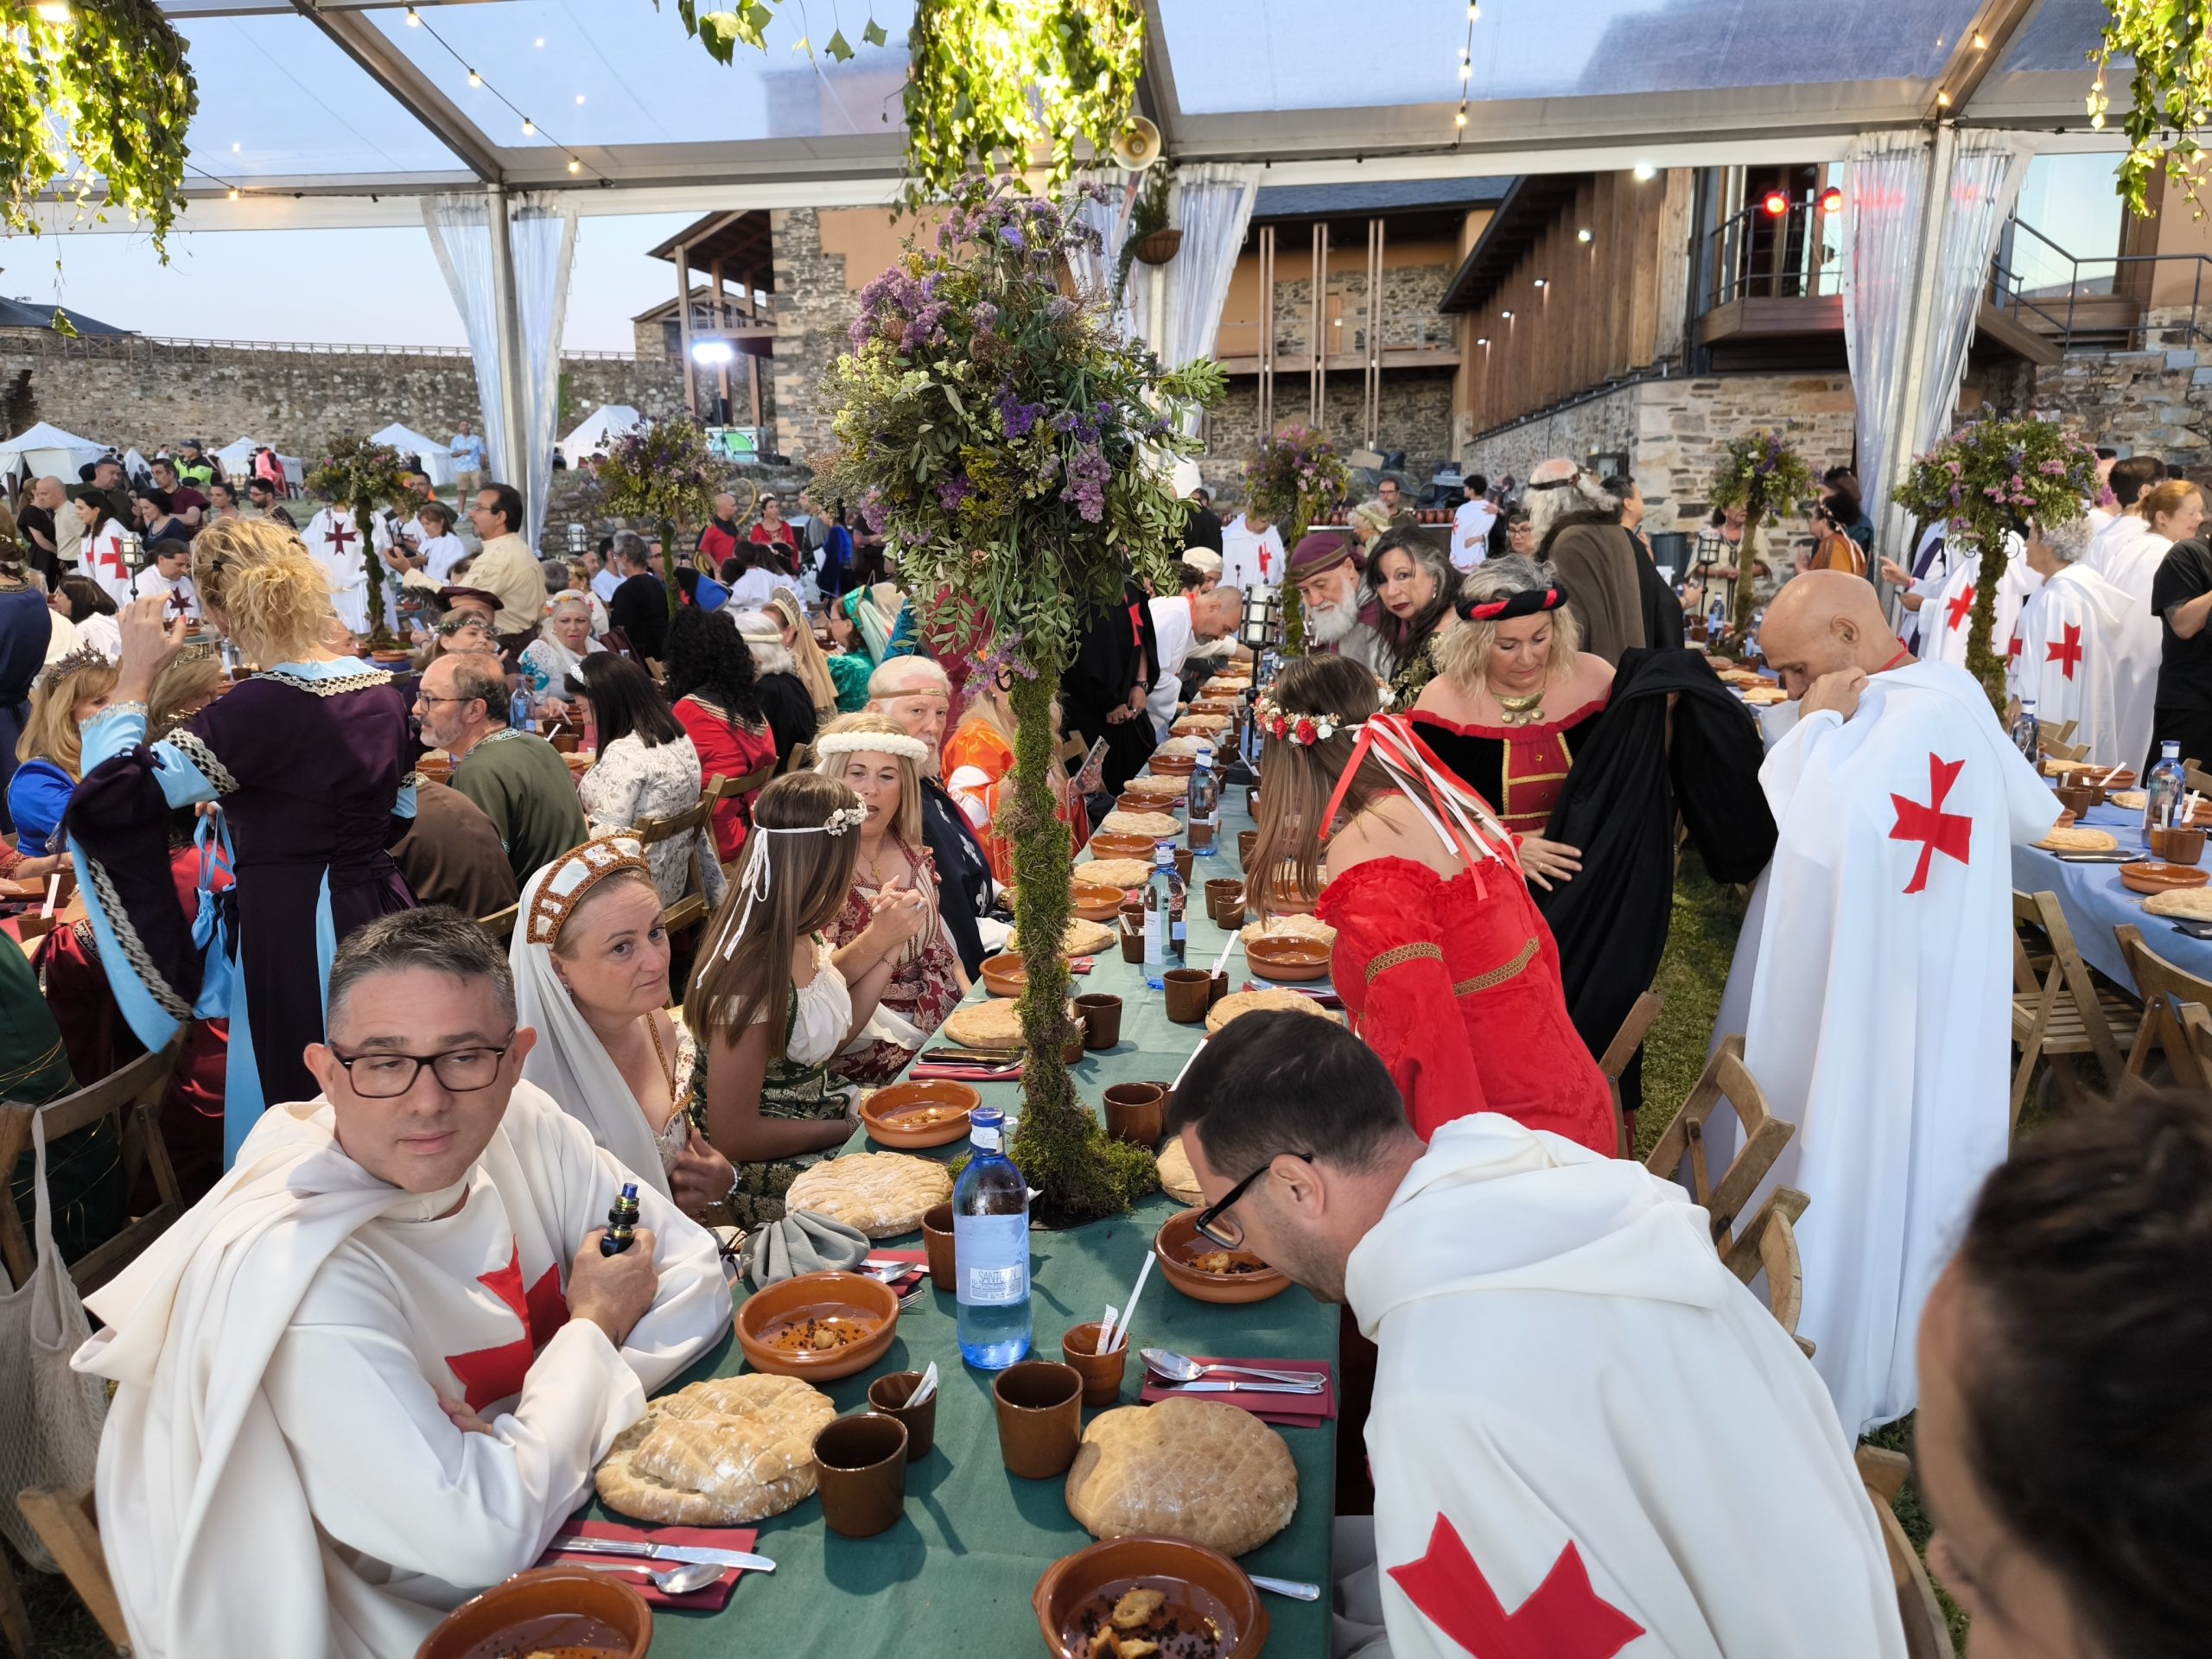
598, 776, 1344, 1657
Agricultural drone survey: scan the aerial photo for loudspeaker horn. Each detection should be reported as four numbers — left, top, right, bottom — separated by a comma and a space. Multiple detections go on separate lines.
1112, 116, 1163, 172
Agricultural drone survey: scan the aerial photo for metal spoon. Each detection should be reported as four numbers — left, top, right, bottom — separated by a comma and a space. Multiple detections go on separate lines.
597, 1560, 725, 1595
1249, 1575, 1321, 1602
1141, 1348, 1322, 1387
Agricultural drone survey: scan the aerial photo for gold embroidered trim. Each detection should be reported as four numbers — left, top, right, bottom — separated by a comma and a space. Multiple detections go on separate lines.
1453, 937, 1538, 997
168, 730, 239, 796
1365, 941, 1444, 983
251, 667, 393, 696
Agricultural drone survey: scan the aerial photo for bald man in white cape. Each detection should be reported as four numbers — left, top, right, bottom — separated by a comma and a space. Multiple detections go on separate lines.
73, 913, 731, 1659
1719, 573, 2058, 1436
1920, 530, 2042, 672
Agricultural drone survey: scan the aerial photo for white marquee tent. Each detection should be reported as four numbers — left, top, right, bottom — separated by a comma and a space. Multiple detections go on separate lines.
370, 423, 458, 487
0, 423, 105, 481
557, 404, 641, 468
213, 436, 304, 488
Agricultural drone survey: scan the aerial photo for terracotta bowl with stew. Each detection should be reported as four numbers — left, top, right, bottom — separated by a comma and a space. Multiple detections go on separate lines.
735, 1270, 899, 1381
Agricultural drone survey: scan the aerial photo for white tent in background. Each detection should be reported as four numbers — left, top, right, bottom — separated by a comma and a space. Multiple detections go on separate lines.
370, 423, 457, 487
558, 404, 641, 467
213, 437, 304, 489
0, 422, 105, 480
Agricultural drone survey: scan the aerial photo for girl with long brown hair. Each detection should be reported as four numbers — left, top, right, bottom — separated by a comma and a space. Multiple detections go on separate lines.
684, 770, 929, 1224
1250, 653, 1611, 1153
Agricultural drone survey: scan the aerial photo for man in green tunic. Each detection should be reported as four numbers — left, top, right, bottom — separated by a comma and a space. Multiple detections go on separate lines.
416, 654, 587, 888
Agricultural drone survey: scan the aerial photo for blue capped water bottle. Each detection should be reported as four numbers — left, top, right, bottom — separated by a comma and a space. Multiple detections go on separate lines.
1187, 741, 1220, 857
954, 1105, 1032, 1370
2146, 740, 2187, 840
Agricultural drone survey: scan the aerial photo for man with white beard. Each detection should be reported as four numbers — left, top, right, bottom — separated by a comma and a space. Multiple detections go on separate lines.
1523, 459, 1645, 664
1287, 530, 1390, 677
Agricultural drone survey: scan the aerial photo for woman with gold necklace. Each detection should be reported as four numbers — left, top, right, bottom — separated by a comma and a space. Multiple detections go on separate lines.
1409, 556, 1615, 891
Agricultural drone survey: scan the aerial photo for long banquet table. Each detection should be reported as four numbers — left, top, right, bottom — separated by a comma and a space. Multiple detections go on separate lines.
2012, 792, 2212, 992
590, 775, 1342, 1657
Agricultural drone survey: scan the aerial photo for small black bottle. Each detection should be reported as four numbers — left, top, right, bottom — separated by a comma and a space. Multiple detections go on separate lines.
601, 1181, 640, 1256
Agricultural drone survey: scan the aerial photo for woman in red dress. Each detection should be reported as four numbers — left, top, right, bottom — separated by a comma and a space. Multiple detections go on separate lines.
664, 607, 778, 862
1248, 652, 1613, 1154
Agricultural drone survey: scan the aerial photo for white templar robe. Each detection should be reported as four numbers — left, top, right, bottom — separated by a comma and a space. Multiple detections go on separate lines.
1723, 658, 2058, 1435
304, 505, 376, 635
2082, 512, 2167, 769
1922, 534, 2040, 671
1346, 1116, 1905, 1659
2007, 560, 2133, 766
73, 1083, 731, 1659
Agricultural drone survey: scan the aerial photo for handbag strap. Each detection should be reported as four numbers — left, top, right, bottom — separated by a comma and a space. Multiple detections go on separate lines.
24, 1109, 60, 1281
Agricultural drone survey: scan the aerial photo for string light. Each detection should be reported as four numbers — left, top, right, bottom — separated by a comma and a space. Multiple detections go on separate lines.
404, 5, 420, 22
575, 93, 586, 105
228, 188, 240, 200
568, 157, 582, 174
1633, 161, 1656, 181
1576, 227, 1592, 244
400, 9, 606, 183
1453, 0, 1479, 140
521, 118, 536, 135
467, 67, 482, 87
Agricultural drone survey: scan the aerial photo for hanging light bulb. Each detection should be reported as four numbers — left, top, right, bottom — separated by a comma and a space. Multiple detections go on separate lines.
467, 67, 482, 87
568, 157, 583, 175
522, 118, 536, 136
1459, 60, 1471, 81
1454, 108, 1468, 128
404, 5, 420, 22
1468, 1, 1480, 16
228, 188, 240, 200
575, 93, 587, 105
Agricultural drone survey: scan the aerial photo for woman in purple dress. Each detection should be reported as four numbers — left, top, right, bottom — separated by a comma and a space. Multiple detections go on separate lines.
65, 518, 417, 1160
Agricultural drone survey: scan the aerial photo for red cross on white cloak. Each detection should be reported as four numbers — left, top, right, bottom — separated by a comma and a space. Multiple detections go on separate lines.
2006, 630, 2023, 664
1946, 582, 1976, 632
322, 515, 359, 560
1890, 752, 1972, 895
2045, 621, 2083, 681
1389, 1516, 1643, 1659
442, 1240, 570, 1411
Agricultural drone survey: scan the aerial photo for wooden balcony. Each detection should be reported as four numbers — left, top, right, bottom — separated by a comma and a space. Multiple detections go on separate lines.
1697, 293, 2062, 369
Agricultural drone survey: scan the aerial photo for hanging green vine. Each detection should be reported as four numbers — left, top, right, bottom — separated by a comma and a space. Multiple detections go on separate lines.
2091, 3, 2212, 218
660, 0, 1146, 203
2, 0, 197, 326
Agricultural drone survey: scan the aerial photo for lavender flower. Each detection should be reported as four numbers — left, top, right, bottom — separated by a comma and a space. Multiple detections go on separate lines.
999, 225, 1026, 252
938, 474, 975, 512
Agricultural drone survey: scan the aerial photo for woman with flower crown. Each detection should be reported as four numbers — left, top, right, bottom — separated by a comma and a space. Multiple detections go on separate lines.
683, 770, 930, 1226
1248, 652, 1614, 1154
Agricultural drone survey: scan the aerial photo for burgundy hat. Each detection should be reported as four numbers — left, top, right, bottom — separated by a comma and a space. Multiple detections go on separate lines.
1287, 529, 1358, 581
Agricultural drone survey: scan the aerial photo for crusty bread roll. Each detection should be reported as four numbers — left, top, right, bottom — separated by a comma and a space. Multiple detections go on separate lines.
944, 997, 1025, 1050
1156, 1135, 1204, 1206
1205, 988, 1338, 1037
597, 1374, 836, 1525
784, 1151, 952, 1238
1065, 1399, 1298, 1557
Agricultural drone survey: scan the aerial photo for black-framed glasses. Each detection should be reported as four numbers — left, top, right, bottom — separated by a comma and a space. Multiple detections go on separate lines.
328, 1036, 515, 1099
1193, 1152, 1313, 1250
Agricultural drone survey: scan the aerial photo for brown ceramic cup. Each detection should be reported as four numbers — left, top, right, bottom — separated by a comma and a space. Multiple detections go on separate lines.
812, 1413, 908, 1537
1208, 970, 1230, 1007
1237, 830, 1259, 867
1173, 847, 1193, 883
993, 1360, 1084, 1479
1163, 968, 1212, 1024
1103, 1082, 1166, 1147
1076, 993, 1123, 1050
1205, 878, 1243, 925
2055, 784, 2096, 819
921, 1201, 957, 1291
2155, 823, 2209, 866
866, 1370, 938, 1462
1187, 817, 1215, 850
1061, 1320, 1128, 1408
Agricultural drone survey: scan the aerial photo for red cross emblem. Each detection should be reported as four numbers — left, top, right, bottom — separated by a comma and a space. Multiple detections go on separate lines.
1389, 1516, 1643, 1659
442, 1241, 570, 1411
1127, 600, 1145, 648
1946, 582, 1976, 632
2006, 631, 2023, 663
1890, 752, 1972, 895
2045, 621, 2083, 681
92, 531, 126, 581
323, 515, 358, 559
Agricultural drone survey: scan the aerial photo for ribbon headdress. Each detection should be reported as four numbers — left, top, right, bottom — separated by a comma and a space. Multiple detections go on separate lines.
1319, 714, 1521, 896
717, 802, 868, 960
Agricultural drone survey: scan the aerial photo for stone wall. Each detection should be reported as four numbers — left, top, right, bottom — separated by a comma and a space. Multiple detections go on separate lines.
1201, 368, 1458, 505
2028, 344, 2212, 474
0, 328, 687, 464
769, 207, 847, 468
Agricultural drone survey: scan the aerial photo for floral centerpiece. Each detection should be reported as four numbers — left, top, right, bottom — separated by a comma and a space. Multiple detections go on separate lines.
305, 436, 413, 651
1707, 429, 1815, 638
814, 182, 1224, 1223
1894, 416, 2100, 709
1243, 424, 1351, 654
595, 418, 721, 617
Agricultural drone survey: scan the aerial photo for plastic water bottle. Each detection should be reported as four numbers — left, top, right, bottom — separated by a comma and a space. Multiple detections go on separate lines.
508, 690, 537, 734
1142, 839, 1181, 989
1187, 741, 1219, 856
2010, 699, 2039, 767
953, 1105, 1032, 1370
2145, 740, 2187, 838
1707, 597, 1726, 639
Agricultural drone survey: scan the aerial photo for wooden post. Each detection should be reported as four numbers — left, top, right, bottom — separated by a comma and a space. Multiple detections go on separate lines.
1310, 222, 1328, 429
710, 257, 732, 418
1258, 225, 1276, 438
742, 270, 764, 430
674, 239, 697, 420
1364, 216, 1383, 450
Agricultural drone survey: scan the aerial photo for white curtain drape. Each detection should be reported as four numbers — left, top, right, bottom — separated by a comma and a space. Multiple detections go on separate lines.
423, 190, 577, 549
1840, 129, 1929, 555
1126, 162, 1259, 374
1910, 130, 2031, 459
1066, 168, 1139, 338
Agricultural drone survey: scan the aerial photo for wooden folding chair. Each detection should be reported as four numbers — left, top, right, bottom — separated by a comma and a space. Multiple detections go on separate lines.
1855, 1446, 1955, 1659
703, 761, 776, 810
2037, 717, 2079, 753
0, 1039, 185, 1294
14, 1485, 127, 1655
2011, 891, 2141, 1132
638, 798, 716, 934
1721, 1186, 1813, 1357
1598, 989, 1664, 1158
1642, 1035, 1794, 1251
2114, 924, 2212, 1090
475, 902, 519, 944
2186, 761, 2212, 798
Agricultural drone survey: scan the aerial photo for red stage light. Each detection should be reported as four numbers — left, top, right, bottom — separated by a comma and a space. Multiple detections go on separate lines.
1818, 186, 1844, 214
1762, 191, 1790, 218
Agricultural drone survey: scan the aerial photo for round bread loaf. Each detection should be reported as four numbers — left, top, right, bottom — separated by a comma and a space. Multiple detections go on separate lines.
1155, 1135, 1204, 1206
1065, 1399, 1298, 1557
1240, 914, 1338, 949
1098, 809, 1182, 838
1078, 858, 1154, 889
1012, 917, 1118, 958
784, 1151, 952, 1238
597, 1374, 836, 1524
2145, 886, 2212, 918
2037, 826, 2119, 852
1205, 988, 1338, 1037
944, 997, 1026, 1050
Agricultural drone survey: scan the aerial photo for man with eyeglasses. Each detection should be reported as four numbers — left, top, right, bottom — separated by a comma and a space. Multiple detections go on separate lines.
72, 906, 730, 1659
1168, 1013, 1905, 1659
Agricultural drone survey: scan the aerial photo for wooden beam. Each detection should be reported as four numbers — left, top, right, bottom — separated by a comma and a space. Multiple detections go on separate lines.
674, 240, 696, 419
1928, 0, 2042, 124
743, 268, 763, 429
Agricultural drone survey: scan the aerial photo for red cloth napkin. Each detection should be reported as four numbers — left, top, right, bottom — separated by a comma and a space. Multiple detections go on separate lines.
910, 1061, 1022, 1082
539, 1519, 761, 1609
1069, 957, 1096, 975
1139, 1358, 1335, 1427
863, 1251, 926, 1294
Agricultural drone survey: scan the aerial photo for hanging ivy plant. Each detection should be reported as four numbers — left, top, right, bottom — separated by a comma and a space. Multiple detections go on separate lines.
1, 0, 196, 317
660, 0, 1146, 202
2091, 3, 2212, 218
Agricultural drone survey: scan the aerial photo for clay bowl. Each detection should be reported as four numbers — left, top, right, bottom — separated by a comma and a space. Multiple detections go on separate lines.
2120, 860, 2212, 896
1117, 791, 1185, 816
735, 1269, 899, 1381
1089, 831, 1158, 860
981, 951, 1028, 999
1153, 1210, 1290, 1306
1148, 753, 1198, 777
1071, 880, 1129, 921
861, 1079, 980, 1149
416, 752, 453, 784
1033, 1535, 1268, 1659
414, 1566, 651, 1659
1244, 938, 1332, 984
1191, 699, 1239, 716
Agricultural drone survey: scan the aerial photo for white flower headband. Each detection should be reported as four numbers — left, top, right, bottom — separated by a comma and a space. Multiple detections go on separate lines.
719, 804, 868, 959
1253, 696, 1362, 747
814, 729, 931, 763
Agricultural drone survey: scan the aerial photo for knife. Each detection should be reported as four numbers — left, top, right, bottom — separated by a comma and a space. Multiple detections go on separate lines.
1156, 1379, 1325, 1395
552, 1537, 776, 1573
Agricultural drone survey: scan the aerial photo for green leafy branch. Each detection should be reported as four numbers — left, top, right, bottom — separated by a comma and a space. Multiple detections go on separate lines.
2092, 2, 2212, 218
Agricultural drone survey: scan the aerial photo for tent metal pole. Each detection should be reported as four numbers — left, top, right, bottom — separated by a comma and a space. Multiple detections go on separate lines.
485, 181, 530, 496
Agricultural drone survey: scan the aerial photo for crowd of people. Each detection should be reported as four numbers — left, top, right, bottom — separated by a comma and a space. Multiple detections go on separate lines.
4, 429, 2207, 1659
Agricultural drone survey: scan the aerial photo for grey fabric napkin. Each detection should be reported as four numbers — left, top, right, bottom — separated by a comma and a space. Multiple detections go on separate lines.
739, 1209, 872, 1287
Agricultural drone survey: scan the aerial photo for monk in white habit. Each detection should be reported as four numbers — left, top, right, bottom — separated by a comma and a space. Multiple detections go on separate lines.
1169, 1013, 1904, 1659
1727, 573, 2058, 1437
2006, 516, 2134, 767
302, 500, 385, 638
1920, 529, 2042, 672
73, 906, 732, 1659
